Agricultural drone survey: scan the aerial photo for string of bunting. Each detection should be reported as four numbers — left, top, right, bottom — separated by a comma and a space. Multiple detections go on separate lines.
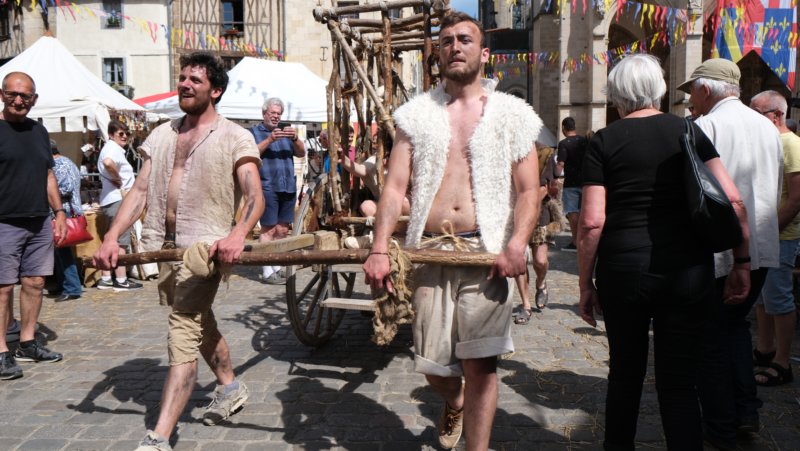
484, 0, 692, 79
19, 0, 284, 59
486, 30, 677, 79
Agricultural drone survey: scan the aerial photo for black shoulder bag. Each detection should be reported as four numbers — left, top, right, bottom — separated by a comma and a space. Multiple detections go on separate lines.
682, 118, 743, 253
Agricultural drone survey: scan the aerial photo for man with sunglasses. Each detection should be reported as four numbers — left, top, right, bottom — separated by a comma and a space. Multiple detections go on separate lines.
750, 90, 798, 389
0, 72, 67, 381
97, 120, 142, 291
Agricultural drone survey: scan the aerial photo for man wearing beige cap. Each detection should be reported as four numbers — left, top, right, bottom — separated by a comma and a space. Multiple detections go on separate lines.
678, 58, 783, 449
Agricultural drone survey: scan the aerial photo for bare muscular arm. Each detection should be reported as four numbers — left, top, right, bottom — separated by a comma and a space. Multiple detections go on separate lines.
339, 150, 369, 178
209, 159, 264, 264
363, 128, 413, 292
93, 155, 151, 270
489, 148, 539, 279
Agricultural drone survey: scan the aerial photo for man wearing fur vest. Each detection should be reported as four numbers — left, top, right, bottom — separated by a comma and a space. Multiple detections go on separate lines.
363, 12, 542, 451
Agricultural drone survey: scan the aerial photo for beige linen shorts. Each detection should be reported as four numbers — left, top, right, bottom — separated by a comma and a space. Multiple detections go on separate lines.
158, 261, 222, 365
412, 236, 513, 377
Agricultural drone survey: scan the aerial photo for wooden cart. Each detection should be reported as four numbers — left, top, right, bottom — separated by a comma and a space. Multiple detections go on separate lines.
283, 0, 450, 346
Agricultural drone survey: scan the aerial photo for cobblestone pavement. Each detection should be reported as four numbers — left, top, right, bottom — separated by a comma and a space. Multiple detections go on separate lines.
2, 234, 799, 451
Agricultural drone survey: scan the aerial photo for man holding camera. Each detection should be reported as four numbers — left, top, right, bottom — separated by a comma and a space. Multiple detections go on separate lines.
250, 97, 305, 284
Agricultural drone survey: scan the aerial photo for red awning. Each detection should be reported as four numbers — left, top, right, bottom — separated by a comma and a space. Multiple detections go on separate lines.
133, 91, 177, 106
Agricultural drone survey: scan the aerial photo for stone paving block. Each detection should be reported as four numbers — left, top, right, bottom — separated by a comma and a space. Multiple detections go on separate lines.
239, 443, 290, 451
64, 410, 121, 425
16, 409, 75, 425
15, 438, 69, 450
173, 440, 199, 450
62, 440, 115, 450
0, 424, 37, 438
28, 423, 85, 439
113, 439, 152, 450
78, 424, 137, 440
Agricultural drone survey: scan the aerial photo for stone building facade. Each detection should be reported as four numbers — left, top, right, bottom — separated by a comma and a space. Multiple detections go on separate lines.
0, 1, 170, 99
484, 0, 796, 136
0, 2, 42, 64
481, 0, 705, 136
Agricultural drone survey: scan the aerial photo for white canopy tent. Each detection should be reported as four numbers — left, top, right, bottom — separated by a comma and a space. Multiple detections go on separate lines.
145, 57, 330, 122
0, 36, 145, 141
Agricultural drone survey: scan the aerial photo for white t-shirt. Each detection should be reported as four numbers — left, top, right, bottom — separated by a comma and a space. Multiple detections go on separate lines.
98, 140, 135, 207
694, 96, 784, 277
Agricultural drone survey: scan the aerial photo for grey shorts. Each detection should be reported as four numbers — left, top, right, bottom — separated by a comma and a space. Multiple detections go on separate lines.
100, 200, 132, 247
0, 217, 54, 284
411, 236, 514, 377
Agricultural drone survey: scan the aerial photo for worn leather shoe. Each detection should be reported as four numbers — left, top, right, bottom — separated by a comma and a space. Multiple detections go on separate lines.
55, 294, 80, 303
437, 402, 463, 449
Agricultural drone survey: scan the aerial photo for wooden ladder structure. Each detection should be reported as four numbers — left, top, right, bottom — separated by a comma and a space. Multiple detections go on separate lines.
312, 0, 450, 216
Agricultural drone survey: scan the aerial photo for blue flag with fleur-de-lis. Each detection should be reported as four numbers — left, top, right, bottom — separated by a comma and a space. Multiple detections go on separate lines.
712, 0, 797, 89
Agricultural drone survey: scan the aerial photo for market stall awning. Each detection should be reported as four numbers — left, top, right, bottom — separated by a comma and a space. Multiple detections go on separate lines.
0, 36, 145, 138
133, 91, 177, 106
145, 57, 334, 122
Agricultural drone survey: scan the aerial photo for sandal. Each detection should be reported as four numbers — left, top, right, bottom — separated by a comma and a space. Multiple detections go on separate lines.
753, 348, 775, 368
535, 286, 548, 310
512, 305, 532, 325
754, 362, 793, 387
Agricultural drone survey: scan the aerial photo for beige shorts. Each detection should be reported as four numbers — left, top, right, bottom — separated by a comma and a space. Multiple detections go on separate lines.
412, 236, 513, 377
158, 261, 222, 365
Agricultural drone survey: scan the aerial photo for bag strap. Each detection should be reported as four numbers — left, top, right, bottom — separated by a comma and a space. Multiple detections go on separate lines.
684, 117, 696, 150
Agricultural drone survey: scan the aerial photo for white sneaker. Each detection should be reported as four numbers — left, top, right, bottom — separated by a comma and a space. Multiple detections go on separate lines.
134, 430, 172, 451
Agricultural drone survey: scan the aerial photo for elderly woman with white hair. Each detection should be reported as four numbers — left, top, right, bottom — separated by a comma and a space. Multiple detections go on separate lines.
577, 54, 748, 450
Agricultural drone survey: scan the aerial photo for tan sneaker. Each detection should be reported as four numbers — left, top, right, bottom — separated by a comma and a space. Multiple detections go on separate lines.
134, 430, 172, 451
202, 381, 249, 425
437, 402, 464, 449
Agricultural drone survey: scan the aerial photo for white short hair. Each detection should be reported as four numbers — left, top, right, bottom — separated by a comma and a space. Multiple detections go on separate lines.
692, 78, 741, 99
750, 90, 787, 115
262, 97, 284, 113
605, 54, 666, 116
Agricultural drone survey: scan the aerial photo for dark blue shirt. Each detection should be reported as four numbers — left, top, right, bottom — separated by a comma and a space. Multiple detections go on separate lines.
250, 123, 296, 193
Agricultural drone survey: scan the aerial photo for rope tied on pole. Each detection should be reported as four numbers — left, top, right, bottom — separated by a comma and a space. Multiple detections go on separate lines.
371, 239, 415, 345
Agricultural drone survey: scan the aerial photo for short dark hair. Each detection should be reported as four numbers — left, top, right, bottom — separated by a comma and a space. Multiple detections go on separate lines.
561, 117, 576, 132
108, 119, 128, 136
179, 52, 229, 104
439, 12, 486, 48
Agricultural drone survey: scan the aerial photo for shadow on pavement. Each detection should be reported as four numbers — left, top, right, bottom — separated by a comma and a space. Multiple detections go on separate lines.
275, 377, 420, 450
66, 358, 165, 430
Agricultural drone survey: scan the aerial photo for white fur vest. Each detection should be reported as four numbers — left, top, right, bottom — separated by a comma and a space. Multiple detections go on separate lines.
394, 80, 543, 253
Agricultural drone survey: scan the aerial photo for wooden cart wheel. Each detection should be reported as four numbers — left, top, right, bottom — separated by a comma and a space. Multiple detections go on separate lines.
285, 174, 356, 346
